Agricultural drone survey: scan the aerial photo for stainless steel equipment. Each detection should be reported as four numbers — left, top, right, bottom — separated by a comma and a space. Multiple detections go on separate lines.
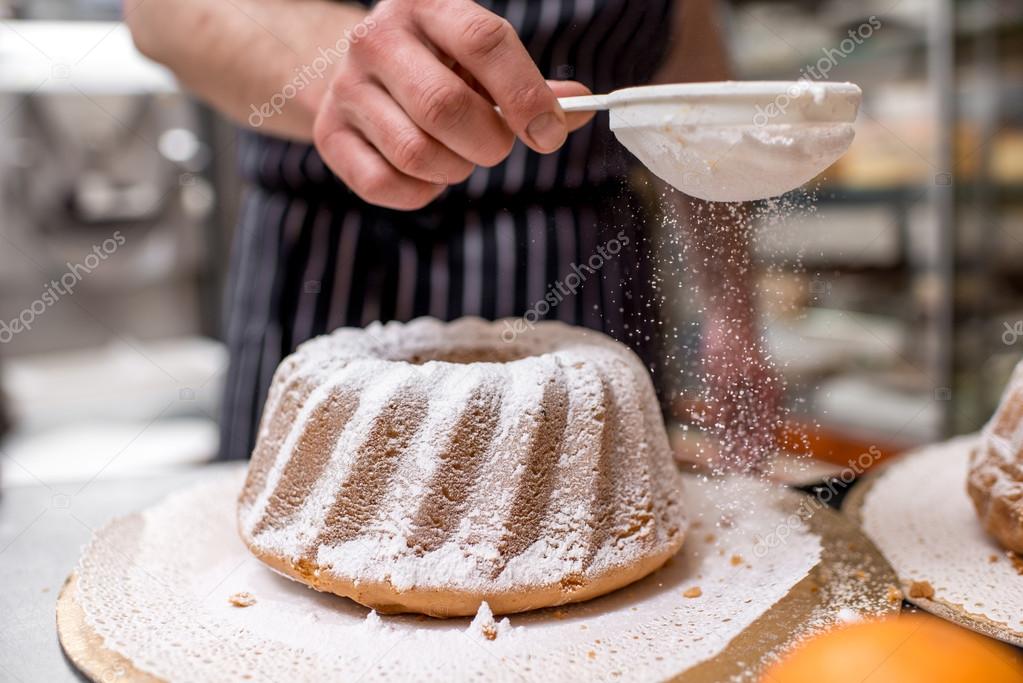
0, 21, 226, 357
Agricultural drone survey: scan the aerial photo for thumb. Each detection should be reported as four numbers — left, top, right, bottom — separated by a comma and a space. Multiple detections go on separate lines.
547, 80, 596, 132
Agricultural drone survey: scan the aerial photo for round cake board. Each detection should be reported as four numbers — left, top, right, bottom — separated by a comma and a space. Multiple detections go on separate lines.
57, 574, 160, 683
843, 435, 1023, 647
58, 467, 898, 682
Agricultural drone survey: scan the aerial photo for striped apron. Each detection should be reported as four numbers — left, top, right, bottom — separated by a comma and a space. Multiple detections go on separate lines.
220, 0, 676, 460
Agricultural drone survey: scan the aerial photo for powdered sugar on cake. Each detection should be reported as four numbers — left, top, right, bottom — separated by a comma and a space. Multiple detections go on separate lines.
237, 317, 688, 616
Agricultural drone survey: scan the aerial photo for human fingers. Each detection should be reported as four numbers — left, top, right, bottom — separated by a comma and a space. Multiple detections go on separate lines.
412, 0, 568, 153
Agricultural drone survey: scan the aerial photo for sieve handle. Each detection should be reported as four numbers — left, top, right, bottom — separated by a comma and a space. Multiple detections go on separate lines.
557, 94, 611, 112
495, 94, 610, 116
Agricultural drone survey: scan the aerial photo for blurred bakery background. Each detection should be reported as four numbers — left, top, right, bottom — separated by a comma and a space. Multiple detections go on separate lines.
0, 0, 1021, 484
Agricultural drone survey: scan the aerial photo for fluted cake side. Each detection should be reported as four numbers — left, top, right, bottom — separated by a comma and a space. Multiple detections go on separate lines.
238, 317, 687, 617
968, 360, 1023, 554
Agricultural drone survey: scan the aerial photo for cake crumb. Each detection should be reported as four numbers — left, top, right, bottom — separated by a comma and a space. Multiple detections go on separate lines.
854, 570, 868, 581
1009, 552, 1023, 575
683, 587, 702, 598
587, 650, 597, 660
468, 601, 503, 641
730, 554, 743, 566
908, 580, 934, 599
988, 554, 999, 563
703, 533, 716, 543
228, 592, 257, 608
551, 609, 568, 620
886, 585, 903, 604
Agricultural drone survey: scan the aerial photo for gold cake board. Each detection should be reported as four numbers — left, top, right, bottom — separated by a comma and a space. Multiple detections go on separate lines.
57, 574, 160, 683
58, 481, 898, 683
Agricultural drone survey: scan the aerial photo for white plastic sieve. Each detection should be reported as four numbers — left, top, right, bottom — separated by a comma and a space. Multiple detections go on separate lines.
559, 80, 862, 202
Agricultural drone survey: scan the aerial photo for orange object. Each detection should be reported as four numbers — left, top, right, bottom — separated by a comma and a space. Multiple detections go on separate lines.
761, 614, 1023, 683
673, 398, 915, 469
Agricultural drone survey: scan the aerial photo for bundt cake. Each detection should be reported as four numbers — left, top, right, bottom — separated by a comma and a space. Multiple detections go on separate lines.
968, 360, 1023, 553
237, 317, 687, 617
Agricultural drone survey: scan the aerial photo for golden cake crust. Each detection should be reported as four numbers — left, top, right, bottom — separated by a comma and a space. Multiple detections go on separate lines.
237, 317, 688, 616
243, 533, 683, 618
968, 361, 1023, 553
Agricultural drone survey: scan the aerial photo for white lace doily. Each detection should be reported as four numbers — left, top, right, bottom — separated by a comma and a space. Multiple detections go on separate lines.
858, 436, 1023, 646
74, 468, 825, 681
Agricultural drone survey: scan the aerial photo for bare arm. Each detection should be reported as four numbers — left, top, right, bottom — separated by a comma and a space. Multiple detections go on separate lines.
125, 0, 595, 209
125, 0, 365, 141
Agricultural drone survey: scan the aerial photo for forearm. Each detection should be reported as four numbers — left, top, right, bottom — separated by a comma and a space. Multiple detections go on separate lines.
124, 0, 367, 141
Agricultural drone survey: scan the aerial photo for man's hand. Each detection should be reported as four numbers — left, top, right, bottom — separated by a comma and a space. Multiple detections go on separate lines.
314, 0, 595, 210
